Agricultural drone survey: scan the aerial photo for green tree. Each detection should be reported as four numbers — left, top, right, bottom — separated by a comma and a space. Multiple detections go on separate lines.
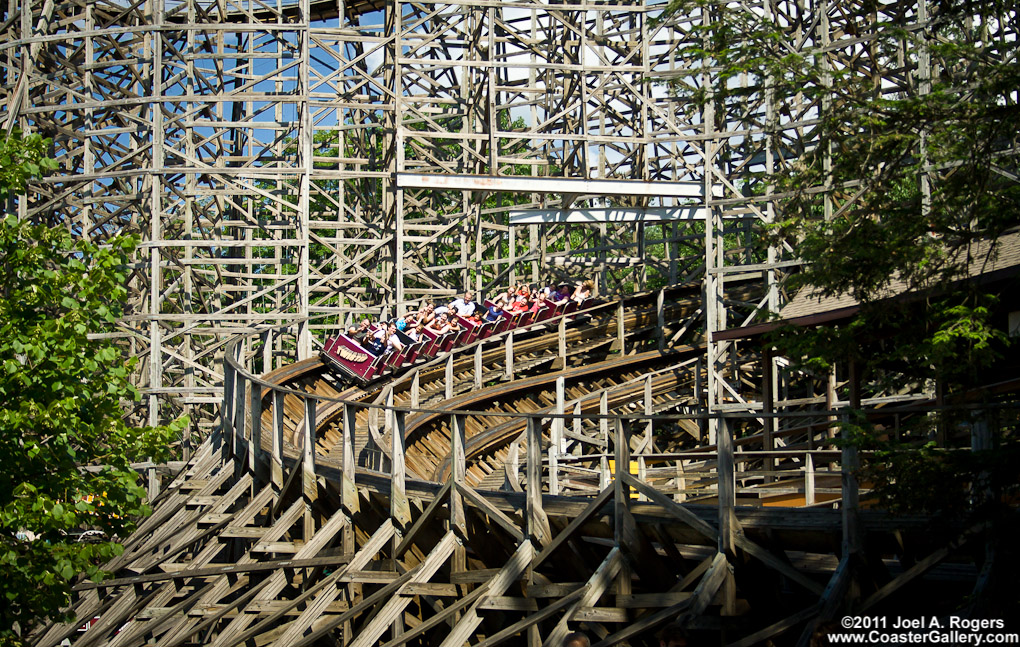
0, 130, 185, 643
658, 0, 1018, 389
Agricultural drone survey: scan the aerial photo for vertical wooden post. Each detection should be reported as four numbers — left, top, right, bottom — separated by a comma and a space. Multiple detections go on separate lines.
234, 372, 247, 466
825, 364, 838, 446
445, 354, 454, 400
614, 300, 625, 352
474, 343, 483, 390
341, 403, 359, 513
220, 359, 235, 458
762, 346, 776, 483
272, 390, 285, 491
450, 413, 467, 571
695, 356, 706, 441
556, 316, 566, 368
390, 410, 411, 528
717, 414, 738, 616
341, 403, 358, 556
644, 373, 653, 436
613, 418, 630, 548
717, 415, 736, 556
526, 417, 550, 545
410, 370, 420, 409
250, 384, 265, 487
656, 287, 665, 351
805, 452, 816, 506
261, 328, 273, 374
505, 331, 514, 381
572, 401, 582, 447
600, 390, 608, 445
302, 397, 317, 540
549, 377, 564, 495
675, 458, 686, 503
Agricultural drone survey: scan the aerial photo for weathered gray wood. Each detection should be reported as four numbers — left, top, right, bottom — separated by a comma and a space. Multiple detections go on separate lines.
439, 540, 533, 647
450, 413, 467, 536
302, 397, 317, 541
717, 416, 736, 556
533, 485, 613, 568
445, 353, 454, 400
456, 483, 525, 543
271, 390, 285, 491
390, 410, 411, 528
549, 376, 564, 495
347, 531, 459, 647
526, 417, 551, 546
473, 587, 588, 647
544, 547, 623, 647
614, 418, 630, 548
394, 480, 452, 557
341, 403, 359, 516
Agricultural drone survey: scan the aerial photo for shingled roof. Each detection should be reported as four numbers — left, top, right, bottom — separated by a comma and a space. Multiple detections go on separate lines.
714, 230, 1020, 341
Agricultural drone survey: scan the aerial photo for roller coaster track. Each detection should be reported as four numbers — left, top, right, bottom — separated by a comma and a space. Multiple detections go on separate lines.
33, 287, 996, 647
257, 287, 704, 483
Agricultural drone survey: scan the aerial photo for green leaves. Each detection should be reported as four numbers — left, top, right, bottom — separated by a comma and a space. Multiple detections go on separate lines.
0, 143, 187, 640
0, 130, 54, 202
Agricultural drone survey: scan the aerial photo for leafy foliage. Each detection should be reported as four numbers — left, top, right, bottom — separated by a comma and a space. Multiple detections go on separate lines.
659, 0, 1018, 390
0, 132, 185, 642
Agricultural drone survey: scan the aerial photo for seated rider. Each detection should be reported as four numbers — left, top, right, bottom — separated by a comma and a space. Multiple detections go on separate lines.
426, 311, 455, 335
571, 280, 593, 303
404, 300, 435, 326
550, 283, 572, 305
491, 286, 514, 309
407, 321, 426, 342
507, 293, 530, 315
347, 318, 372, 343
447, 290, 477, 317
364, 325, 386, 355
383, 321, 405, 354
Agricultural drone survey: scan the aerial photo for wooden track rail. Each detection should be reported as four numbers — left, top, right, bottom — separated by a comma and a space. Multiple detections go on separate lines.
32, 290, 995, 647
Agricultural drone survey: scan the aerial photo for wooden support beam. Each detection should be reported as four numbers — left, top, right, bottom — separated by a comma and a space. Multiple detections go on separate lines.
543, 547, 623, 647
526, 417, 551, 546
250, 384, 265, 488
550, 377, 565, 496
271, 390, 285, 491
341, 403, 359, 516
613, 418, 630, 549
235, 521, 397, 647
302, 397, 317, 540
456, 483, 525, 543
505, 331, 515, 381
394, 481, 452, 557
473, 587, 588, 647
533, 485, 613, 569
390, 410, 411, 528
347, 532, 460, 647
438, 540, 534, 647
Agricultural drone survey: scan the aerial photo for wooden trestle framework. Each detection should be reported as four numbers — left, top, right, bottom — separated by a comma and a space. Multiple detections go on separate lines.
4, 0, 1016, 644
30, 289, 1003, 646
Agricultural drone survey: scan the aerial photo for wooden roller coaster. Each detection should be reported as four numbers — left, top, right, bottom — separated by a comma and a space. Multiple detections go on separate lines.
32, 284, 1005, 647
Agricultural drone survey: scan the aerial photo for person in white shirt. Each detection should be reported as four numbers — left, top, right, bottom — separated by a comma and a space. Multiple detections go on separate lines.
447, 291, 477, 317
384, 322, 404, 354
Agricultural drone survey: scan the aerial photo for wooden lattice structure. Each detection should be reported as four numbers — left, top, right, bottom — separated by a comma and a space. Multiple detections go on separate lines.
5, 0, 1014, 435
4, 0, 1019, 644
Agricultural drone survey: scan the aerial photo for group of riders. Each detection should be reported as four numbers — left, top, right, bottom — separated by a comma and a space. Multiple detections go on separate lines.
346, 280, 594, 357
